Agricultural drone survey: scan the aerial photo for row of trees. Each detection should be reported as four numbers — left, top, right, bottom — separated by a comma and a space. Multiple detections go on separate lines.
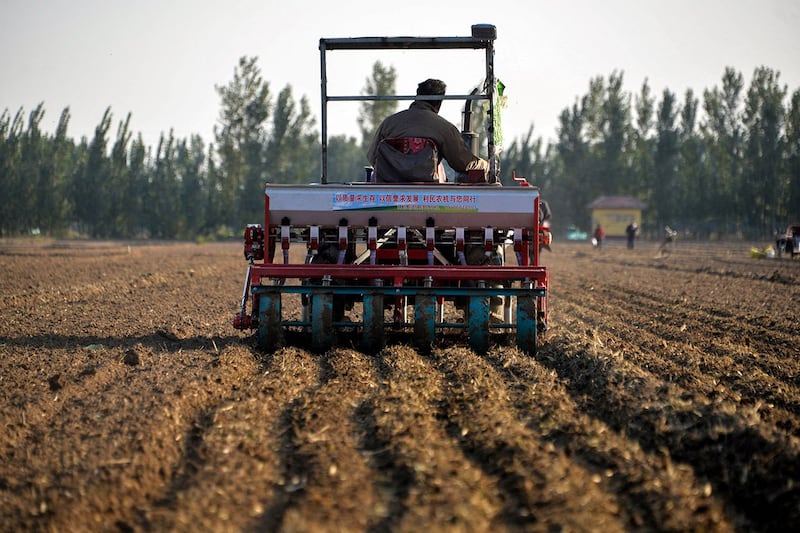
1, 57, 321, 238
2, 58, 798, 239
505, 67, 800, 237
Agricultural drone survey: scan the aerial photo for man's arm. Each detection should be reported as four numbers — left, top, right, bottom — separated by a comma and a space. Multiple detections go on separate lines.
439, 126, 487, 174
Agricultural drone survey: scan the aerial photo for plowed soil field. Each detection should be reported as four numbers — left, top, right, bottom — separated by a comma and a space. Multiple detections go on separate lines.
1, 238, 799, 532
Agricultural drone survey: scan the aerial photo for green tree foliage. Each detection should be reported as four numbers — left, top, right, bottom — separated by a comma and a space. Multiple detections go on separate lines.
320, 60, 399, 182
214, 57, 320, 227
108, 113, 133, 237
786, 90, 800, 223
44, 108, 74, 235
266, 86, 318, 184
215, 56, 271, 229
327, 134, 362, 181
567, 73, 633, 205
554, 100, 593, 228
653, 89, 679, 229
149, 131, 180, 238
599, 71, 631, 195
73, 107, 112, 237
545, 73, 634, 229
203, 143, 223, 235
176, 135, 207, 238
0, 108, 25, 234
20, 105, 46, 232
499, 66, 799, 239
3, 59, 799, 241
125, 134, 148, 237
501, 126, 542, 186
742, 67, 786, 234
677, 89, 706, 234
632, 79, 655, 200
357, 61, 397, 148
701, 68, 745, 235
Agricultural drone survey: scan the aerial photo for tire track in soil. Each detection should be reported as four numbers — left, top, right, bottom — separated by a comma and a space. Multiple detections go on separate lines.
432, 346, 627, 531
0, 246, 240, 341
0, 343, 256, 531
364, 345, 504, 531
535, 324, 800, 531
596, 278, 800, 374
545, 245, 800, 528
142, 346, 321, 532
257, 348, 385, 532
586, 246, 800, 289
0, 346, 128, 468
4, 240, 800, 531
482, 348, 733, 531
551, 259, 799, 396
557, 279, 800, 437
557, 252, 799, 364
0, 344, 158, 527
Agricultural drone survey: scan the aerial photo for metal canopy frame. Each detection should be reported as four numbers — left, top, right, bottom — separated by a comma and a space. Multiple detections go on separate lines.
318, 25, 497, 184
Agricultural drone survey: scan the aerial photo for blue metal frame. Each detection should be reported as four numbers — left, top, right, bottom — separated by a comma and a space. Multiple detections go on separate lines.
252, 284, 545, 355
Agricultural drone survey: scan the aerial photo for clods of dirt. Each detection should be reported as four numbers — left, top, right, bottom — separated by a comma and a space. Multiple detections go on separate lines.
0, 239, 798, 531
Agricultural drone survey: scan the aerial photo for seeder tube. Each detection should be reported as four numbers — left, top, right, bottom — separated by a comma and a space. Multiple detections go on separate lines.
239, 263, 252, 318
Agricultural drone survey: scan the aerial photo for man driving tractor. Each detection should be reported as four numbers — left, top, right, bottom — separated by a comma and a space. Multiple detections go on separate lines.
366, 78, 489, 183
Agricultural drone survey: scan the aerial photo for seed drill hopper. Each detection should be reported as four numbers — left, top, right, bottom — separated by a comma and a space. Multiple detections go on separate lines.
233, 24, 549, 354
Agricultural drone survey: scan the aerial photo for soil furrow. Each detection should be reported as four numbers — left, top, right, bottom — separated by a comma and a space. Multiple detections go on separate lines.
433, 345, 627, 531
535, 327, 800, 531
1, 344, 254, 531
556, 283, 800, 436
3, 239, 799, 532
271, 348, 384, 531
593, 279, 800, 369
144, 346, 322, 532
482, 348, 734, 531
367, 345, 504, 531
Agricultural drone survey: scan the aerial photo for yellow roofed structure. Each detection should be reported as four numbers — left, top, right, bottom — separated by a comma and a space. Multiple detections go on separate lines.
587, 196, 647, 238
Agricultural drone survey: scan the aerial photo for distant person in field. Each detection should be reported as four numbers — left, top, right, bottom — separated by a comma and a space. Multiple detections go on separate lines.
367, 78, 489, 183
658, 225, 677, 255
593, 223, 605, 249
626, 222, 638, 249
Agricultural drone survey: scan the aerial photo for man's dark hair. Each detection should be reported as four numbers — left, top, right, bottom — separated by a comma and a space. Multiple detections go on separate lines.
416, 79, 446, 109
417, 78, 447, 96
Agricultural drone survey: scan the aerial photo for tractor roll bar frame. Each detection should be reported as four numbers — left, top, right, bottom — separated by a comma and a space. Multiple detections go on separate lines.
318, 24, 497, 183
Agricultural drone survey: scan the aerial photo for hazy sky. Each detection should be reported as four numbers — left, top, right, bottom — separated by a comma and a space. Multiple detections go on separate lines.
2, 0, 799, 151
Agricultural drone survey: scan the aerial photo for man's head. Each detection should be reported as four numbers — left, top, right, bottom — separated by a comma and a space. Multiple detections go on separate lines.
416, 78, 446, 111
